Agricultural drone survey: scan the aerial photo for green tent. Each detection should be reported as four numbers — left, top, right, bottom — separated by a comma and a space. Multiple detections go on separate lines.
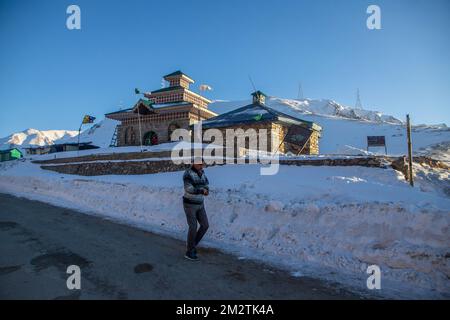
0, 148, 23, 162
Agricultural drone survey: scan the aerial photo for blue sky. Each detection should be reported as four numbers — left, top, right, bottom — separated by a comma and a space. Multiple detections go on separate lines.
0, 0, 449, 137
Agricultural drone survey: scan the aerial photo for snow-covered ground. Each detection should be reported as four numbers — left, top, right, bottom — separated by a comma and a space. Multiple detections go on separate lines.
0, 158, 449, 299
1, 96, 449, 299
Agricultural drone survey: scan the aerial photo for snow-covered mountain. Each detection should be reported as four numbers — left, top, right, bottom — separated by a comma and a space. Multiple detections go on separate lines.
0, 118, 120, 151
0, 129, 78, 151
210, 97, 404, 124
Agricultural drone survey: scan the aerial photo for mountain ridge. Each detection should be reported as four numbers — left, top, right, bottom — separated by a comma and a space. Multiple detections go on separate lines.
0, 129, 78, 151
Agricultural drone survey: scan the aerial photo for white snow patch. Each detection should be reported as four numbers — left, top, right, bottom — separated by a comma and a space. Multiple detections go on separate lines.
59, 118, 120, 148
0, 160, 448, 299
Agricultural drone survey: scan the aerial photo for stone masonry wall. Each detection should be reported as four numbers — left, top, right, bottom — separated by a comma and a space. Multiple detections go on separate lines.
33, 150, 175, 165
41, 160, 191, 176
118, 118, 191, 146
202, 122, 280, 154
41, 156, 407, 176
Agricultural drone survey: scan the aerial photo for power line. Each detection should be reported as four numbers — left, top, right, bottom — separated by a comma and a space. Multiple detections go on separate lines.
297, 82, 304, 100
355, 88, 363, 109
248, 75, 257, 92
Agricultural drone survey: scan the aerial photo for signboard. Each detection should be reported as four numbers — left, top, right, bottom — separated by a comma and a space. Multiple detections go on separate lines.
367, 136, 386, 147
367, 136, 387, 154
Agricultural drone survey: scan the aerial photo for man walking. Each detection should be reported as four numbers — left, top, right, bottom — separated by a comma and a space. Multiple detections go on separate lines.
182, 158, 209, 261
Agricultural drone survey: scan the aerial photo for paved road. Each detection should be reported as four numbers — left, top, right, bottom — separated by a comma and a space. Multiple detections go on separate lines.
0, 193, 362, 299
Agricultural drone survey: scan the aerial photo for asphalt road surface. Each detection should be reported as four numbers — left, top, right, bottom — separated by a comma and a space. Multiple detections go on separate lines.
0, 193, 363, 300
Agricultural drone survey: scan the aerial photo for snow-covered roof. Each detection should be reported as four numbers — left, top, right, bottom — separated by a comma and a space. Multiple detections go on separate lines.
104, 108, 133, 116
163, 70, 194, 82
201, 102, 322, 131
151, 102, 192, 109
150, 85, 184, 94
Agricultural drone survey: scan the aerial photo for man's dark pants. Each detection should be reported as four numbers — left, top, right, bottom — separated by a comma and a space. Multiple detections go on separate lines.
183, 202, 209, 252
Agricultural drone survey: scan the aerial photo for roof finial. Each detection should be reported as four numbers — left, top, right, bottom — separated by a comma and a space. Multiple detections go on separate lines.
248, 75, 266, 105
251, 90, 266, 105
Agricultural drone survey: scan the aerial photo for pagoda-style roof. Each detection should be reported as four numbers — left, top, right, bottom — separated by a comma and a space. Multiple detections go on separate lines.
201, 102, 322, 131
251, 90, 267, 97
132, 99, 156, 114
251, 90, 267, 105
149, 85, 184, 94
163, 70, 194, 83
106, 71, 212, 120
104, 107, 133, 116
105, 99, 155, 116
151, 101, 192, 109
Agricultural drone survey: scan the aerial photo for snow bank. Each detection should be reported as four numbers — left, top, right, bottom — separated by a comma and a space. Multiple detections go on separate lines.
0, 160, 448, 298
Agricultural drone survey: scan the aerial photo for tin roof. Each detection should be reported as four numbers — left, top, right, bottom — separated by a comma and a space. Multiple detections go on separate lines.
201, 102, 322, 131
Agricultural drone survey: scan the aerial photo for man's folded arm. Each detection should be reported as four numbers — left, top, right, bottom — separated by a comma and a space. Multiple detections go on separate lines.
183, 174, 204, 194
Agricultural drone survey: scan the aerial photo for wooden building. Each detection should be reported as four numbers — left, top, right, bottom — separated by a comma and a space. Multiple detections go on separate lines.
201, 91, 322, 155
25, 142, 99, 155
0, 148, 23, 162
105, 71, 217, 146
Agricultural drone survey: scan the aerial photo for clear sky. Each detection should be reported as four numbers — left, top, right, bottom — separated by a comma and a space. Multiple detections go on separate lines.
1, 0, 449, 137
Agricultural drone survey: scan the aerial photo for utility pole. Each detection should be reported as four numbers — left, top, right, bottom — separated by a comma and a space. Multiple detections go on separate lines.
135, 88, 144, 152
77, 123, 82, 157
137, 106, 143, 152
406, 114, 414, 187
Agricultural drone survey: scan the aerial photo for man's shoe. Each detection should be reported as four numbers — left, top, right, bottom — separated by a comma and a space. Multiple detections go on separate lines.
184, 250, 199, 261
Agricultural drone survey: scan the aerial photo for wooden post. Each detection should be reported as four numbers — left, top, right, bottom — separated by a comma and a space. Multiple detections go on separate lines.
77, 122, 83, 157
406, 114, 414, 187
137, 106, 143, 152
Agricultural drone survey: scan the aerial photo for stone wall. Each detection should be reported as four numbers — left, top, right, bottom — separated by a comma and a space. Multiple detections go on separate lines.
41, 160, 191, 176
40, 156, 396, 176
202, 122, 278, 154
33, 150, 175, 165
202, 121, 320, 155
38, 144, 447, 179
280, 156, 387, 168
118, 118, 191, 147
391, 156, 449, 182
